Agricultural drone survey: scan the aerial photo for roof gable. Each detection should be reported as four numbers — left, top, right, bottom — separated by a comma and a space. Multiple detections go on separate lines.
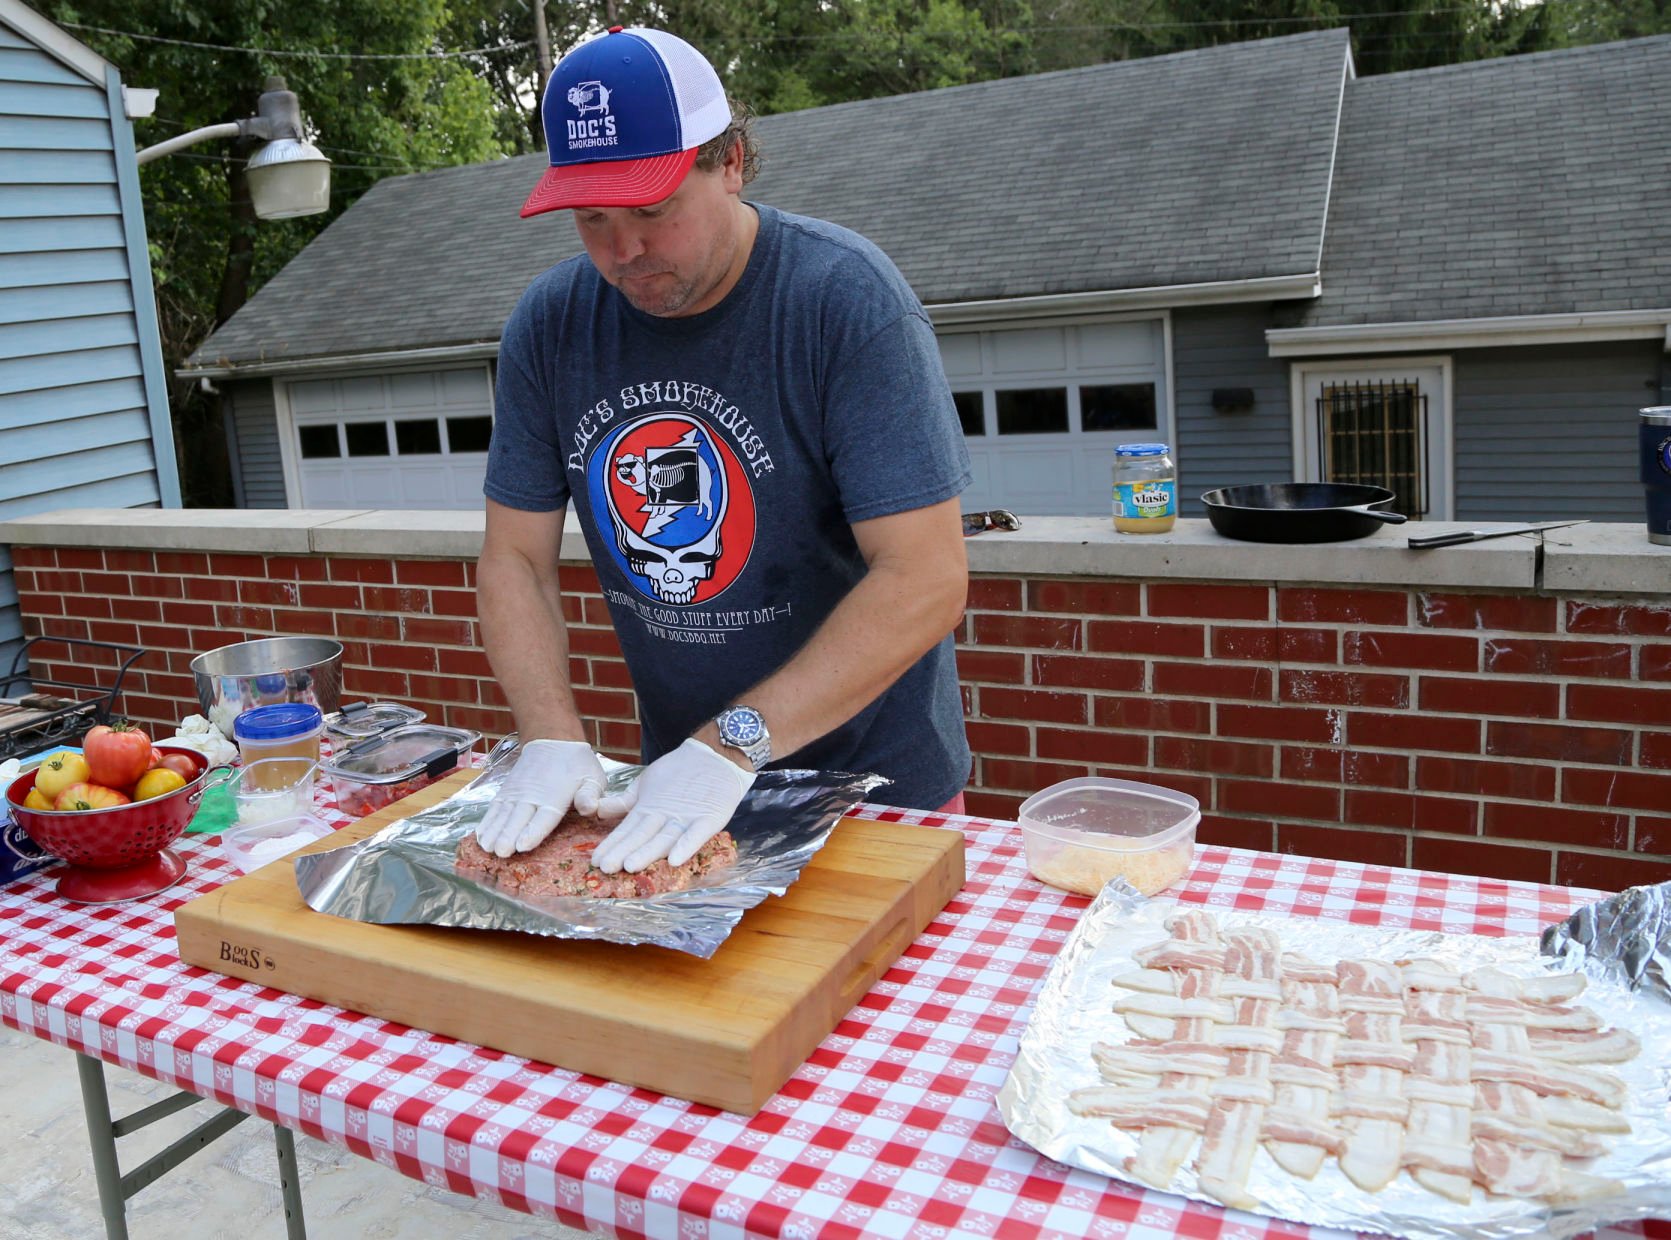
1289, 34, 1671, 329
0, 0, 110, 85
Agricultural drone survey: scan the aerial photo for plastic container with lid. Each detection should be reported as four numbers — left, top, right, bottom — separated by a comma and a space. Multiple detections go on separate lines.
322, 723, 481, 818
219, 813, 334, 874
1018, 776, 1200, 897
1112, 442, 1177, 534
232, 757, 319, 825
233, 703, 323, 780
322, 700, 427, 740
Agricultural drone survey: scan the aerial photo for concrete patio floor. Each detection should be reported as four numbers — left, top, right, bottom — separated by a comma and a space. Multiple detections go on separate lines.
0, 1024, 593, 1239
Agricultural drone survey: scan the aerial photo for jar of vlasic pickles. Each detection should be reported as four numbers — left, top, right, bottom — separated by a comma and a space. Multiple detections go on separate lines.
1113, 443, 1177, 534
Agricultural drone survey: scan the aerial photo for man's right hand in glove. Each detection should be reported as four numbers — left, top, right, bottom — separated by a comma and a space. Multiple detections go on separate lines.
475, 738, 613, 858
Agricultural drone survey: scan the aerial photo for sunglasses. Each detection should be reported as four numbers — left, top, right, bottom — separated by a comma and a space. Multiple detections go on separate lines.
961, 509, 1021, 536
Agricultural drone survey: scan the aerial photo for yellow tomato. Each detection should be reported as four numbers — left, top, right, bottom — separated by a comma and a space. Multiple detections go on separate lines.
23, 788, 53, 811
133, 767, 187, 802
33, 751, 90, 800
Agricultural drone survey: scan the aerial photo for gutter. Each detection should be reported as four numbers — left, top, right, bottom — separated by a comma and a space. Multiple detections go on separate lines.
177, 340, 500, 381
1267, 308, 1671, 357
927, 272, 1321, 326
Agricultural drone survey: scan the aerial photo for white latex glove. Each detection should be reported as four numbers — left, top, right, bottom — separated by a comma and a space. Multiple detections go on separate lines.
591, 738, 754, 874
474, 739, 611, 858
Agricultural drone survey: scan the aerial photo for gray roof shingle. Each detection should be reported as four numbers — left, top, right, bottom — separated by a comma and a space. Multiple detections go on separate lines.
1287, 34, 1671, 328
188, 29, 1348, 370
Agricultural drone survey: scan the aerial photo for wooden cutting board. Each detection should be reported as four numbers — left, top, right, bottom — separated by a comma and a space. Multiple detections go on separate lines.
175, 771, 966, 1114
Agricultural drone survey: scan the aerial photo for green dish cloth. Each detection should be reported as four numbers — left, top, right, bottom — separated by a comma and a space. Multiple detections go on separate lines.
186, 779, 237, 835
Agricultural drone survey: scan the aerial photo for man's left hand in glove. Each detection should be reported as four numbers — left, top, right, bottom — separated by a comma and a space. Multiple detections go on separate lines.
590, 738, 754, 874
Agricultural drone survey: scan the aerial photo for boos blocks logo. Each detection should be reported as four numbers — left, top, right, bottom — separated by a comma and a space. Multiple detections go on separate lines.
588, 413, 755, 605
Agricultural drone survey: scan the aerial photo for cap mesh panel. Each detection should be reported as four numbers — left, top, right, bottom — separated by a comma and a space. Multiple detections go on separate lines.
632, 28, 730, 147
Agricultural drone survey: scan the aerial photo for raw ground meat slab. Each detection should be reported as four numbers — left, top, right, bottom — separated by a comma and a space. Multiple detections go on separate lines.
455, 811, 739, 899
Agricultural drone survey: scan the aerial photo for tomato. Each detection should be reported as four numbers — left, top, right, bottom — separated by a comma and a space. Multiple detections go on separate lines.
83, 723, 153, 789
54, 782, 132, 811
155, 753, 198, 781
133, 768, 187, 802
33, 751, 90, 801
150, 747, 165, 769
23, 788, 54, 812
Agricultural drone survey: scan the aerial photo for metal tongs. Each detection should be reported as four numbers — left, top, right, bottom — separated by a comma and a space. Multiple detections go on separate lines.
1408, 519, 1588, 549
962, 509, 1021, 537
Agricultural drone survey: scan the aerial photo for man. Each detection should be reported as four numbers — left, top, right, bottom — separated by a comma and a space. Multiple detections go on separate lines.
474, 26, 971, 875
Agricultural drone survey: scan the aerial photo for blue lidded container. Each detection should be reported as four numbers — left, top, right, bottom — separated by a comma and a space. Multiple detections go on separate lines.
232, 702, 324, 765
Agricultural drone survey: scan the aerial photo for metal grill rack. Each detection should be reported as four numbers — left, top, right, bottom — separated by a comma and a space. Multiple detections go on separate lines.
0, 637, 149, 763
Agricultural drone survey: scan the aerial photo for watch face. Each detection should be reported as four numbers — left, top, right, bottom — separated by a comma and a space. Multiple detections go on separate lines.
723, 708, 764, 744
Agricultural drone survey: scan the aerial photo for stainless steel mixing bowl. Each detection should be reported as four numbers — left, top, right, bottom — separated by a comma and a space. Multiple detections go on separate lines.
190, 637, 343, 733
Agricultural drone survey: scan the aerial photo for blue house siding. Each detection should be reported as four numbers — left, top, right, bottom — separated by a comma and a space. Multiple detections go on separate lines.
1171, 303, 1297, 514
1452, 341, 1655, 522
0, 17, 180, 670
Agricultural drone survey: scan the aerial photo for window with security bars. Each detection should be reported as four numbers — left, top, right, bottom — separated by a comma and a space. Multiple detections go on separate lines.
1316, 379, 1429, 516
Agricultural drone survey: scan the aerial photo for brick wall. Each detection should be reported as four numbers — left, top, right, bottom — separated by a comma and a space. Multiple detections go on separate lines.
10, 545, 1670, 890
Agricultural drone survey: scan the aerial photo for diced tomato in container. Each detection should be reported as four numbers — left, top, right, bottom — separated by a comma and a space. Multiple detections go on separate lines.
321, 723, 481, 818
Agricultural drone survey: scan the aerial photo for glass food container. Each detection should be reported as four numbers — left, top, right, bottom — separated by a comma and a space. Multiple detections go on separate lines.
322, 700, 427, 740
322, 723, 482, 818
233, 703, 324, 783
1112, 442, 1178, 534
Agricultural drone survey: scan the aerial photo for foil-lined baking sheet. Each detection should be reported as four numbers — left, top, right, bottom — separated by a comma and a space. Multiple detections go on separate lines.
997, 885, 1671, 1239
295, 740, 886, 959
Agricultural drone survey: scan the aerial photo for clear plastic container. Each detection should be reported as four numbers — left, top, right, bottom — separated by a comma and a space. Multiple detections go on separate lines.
233, 757, 319, 825
233, 702, 324, 774
219, 813, 334, 874
1018, 776, 1199, 896
322, 723, 481, 818
1113, 443, 1177, 534
322, 701, 427, 740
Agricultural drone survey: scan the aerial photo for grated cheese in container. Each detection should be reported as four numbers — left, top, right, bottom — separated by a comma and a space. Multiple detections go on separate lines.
1018, 777, 1199, 897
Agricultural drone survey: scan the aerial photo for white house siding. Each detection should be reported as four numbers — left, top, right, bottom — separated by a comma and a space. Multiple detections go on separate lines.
225, 377, 287, 508
1170, 303, 1296, 512
0, 18, 179, 671
1451, 341, 1656, 522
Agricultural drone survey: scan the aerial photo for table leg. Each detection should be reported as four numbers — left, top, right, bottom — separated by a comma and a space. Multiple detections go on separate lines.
74, 1052, 131, 1240
272, 1124, 307, 1240
72, 1051, 309, 1239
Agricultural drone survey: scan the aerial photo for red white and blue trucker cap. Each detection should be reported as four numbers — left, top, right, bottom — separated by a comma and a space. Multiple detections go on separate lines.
520, 27, 732, 217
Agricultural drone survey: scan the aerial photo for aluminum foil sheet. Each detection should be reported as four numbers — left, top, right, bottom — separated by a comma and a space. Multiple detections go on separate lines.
997, 885, 1671, 1239
1542, 881, 1671, 1004
295, 739, 886, 959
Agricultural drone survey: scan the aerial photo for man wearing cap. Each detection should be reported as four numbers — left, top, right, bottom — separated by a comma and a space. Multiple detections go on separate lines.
473, 27, 972, 875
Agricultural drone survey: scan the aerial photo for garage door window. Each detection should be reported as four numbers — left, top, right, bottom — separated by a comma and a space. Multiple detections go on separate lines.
285, 367, 494, 510
937, 317, 1171, 516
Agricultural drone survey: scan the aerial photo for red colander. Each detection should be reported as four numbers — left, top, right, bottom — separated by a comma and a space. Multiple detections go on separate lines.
4, 744, 231, 903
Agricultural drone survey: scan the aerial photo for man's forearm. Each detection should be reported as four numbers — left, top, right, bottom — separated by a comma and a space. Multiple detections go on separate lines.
477, 547, 589, 742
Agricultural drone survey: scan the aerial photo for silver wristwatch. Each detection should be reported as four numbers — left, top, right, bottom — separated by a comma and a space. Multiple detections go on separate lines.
714, 705, 772, 771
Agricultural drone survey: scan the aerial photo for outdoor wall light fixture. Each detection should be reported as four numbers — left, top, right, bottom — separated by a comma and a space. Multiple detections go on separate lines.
135, 76, 331, 219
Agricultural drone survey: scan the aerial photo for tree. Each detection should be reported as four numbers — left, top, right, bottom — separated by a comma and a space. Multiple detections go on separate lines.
42, 1, 513, 504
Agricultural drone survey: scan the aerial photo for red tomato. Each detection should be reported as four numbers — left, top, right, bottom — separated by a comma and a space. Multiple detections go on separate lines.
149, 747, 164, 769
83, 723, 153, 789
156, 752, 198, 781
54, 782, 132, 811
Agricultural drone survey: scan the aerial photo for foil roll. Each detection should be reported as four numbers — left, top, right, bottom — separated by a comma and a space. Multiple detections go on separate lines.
1542, 881, 1671, 1004
998, 886, 1671, 1239
295, 739, 886, 959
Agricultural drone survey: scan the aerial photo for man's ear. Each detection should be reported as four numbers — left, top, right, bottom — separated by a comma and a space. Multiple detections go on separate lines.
719, 136, 745, 194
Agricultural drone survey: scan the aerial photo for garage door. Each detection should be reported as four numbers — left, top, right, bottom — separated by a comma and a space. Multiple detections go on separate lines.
940, 317, 1172, 517
286, 368, 493, 510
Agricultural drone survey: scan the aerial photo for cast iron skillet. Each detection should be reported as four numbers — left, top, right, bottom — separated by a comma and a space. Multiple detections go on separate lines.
1200, 483, 1408, 544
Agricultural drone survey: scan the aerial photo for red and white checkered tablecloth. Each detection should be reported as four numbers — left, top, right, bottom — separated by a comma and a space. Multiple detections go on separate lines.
1, 783, 1660, 1240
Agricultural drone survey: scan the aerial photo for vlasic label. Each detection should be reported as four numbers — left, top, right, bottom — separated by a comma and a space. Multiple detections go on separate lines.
1114, 480, 1176, 520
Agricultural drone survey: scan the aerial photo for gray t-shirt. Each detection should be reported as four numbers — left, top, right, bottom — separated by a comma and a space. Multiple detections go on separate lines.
486, 203, 972, 808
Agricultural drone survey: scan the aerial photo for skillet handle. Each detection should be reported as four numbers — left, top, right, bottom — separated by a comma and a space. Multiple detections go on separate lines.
1363, 509, 1408, 525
